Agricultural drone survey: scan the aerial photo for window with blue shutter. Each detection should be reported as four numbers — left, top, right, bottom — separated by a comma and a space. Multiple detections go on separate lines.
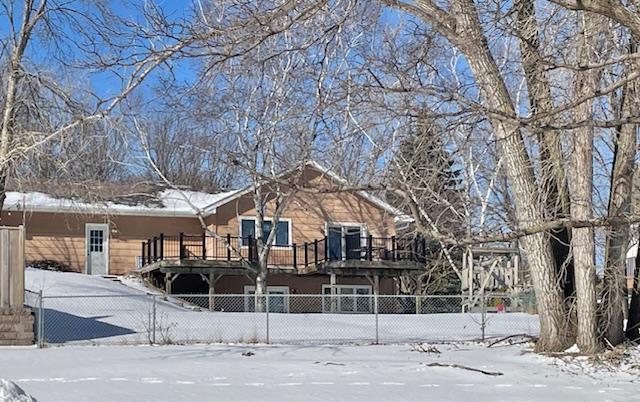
240, 218, 290, 246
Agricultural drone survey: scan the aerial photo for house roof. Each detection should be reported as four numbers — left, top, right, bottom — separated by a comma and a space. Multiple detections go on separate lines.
4, 189, 240, 217
4, 161, 412, 222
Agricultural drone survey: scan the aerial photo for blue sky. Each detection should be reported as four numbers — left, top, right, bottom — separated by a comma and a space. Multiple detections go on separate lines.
0, 0, 196, 103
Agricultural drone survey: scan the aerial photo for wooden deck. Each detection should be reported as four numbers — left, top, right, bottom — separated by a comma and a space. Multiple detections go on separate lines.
139, 233, 429, 294
141, 258, 422, 277
140, 258, 296, 275
298, 260, 424, 276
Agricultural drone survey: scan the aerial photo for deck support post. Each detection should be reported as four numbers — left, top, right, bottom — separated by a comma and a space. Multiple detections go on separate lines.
199, 273, 223, 311
209, 273, 215, 311
165, 273, 173, 294
373, 274, 380, 297
330, 273, 337, 313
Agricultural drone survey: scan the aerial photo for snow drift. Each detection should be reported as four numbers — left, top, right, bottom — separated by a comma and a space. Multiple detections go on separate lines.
0, 379, 37, 402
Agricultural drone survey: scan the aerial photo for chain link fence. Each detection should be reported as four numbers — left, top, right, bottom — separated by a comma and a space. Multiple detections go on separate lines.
25, 292, 539, 347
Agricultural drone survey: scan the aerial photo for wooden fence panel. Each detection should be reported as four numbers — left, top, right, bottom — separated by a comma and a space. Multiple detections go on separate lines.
0, 226, 25, 308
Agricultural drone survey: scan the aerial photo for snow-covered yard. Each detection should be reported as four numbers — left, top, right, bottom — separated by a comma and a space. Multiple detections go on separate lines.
0, 343, 637, 402
24, 269, 539, 345
11, 270, 638, 401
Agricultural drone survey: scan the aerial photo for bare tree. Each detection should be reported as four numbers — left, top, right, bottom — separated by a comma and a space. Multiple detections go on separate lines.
0, 0, 220, 211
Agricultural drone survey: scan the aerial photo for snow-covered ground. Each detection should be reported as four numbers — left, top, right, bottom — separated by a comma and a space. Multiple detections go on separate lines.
24, 269, 539, 345
0, 343, 637, 402
15, 270, 638, 400
0, 379, 37, 402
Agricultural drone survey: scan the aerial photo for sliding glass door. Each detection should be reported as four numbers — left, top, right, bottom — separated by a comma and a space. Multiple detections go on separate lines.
326, 224, 364, 261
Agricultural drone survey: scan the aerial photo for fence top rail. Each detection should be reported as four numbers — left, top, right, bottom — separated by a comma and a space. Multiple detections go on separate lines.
40, 293, 157, 299
37, 292, 532, 299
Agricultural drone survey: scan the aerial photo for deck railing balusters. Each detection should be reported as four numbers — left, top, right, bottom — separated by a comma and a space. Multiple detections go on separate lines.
179, 232, 185, 259
202, 232, 206, 260
139, 233, 420, 270
292, 243, 297, 269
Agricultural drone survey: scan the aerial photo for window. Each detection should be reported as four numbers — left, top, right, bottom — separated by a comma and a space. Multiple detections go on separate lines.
89, 230, 104, 253
322, 285, 372, 313
240, 218, 290, 246
244, 286, 290, 313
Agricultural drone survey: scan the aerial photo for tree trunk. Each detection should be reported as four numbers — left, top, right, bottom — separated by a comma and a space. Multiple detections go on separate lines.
253, 186, 267, 313
254, 268, 267, 313
516, 0, 574, 299
451, 0, 570, 351
568, 120, 598, 353
566, 12, 603, 353
0, 58, 20, 214
603, 42, 638, 345
0, 1, 45, 213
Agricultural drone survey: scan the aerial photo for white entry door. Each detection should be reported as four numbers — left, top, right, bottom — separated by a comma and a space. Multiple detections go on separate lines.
86, 223, 109, 275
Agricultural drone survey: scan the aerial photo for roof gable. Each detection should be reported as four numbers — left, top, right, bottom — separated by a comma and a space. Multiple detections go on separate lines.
203, 161, 412, 223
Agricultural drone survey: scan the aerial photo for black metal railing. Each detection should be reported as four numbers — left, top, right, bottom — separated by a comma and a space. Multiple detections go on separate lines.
140, 234, 427, 269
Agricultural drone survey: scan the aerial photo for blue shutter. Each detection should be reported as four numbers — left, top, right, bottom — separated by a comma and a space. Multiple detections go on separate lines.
275, 221, 289, 246
262, 221, 272, 242
241, 219, 255, 246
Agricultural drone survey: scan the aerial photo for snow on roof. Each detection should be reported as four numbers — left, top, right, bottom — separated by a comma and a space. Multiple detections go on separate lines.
4, 189, 240, 217
3, 161, 411, 221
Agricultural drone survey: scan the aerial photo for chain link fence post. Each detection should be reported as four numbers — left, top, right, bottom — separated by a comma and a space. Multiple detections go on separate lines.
152, 295, 157, 345
147, 295, 152, 344
266, 294, 270, 344
480, 292, 486, 342
374, 293, 379, 344
37, 290, 44, 348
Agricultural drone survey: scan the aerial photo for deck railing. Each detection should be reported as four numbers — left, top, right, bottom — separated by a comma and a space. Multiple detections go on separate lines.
140, 234, 427, 269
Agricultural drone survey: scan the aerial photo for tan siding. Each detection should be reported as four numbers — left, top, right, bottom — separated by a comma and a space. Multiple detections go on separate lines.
1, 211, 202, 275
213, 169, 396, 243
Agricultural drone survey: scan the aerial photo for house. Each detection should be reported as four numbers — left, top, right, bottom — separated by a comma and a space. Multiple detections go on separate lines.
2, 162, 424, 312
